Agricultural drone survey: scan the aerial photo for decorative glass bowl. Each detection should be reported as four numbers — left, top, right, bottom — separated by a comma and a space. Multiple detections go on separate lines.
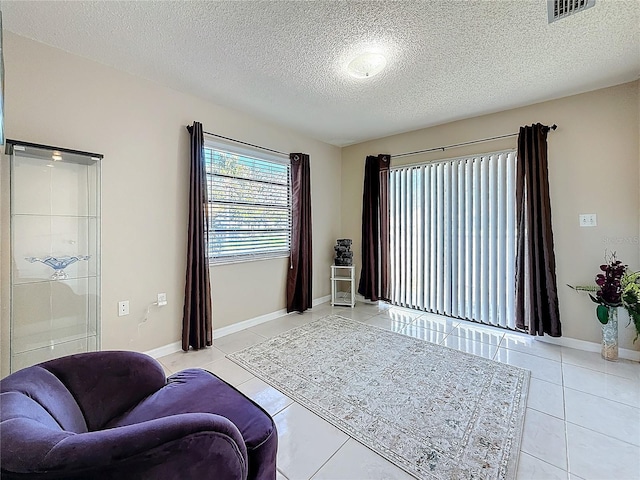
26, 255, 90, 280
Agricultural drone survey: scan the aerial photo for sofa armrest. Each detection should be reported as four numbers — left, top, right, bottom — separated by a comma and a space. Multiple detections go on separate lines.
39, 413, 248, 479
40, 351, 167, 430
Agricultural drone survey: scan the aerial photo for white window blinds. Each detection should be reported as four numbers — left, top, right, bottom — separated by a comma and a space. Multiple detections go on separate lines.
389, 151, 517, 329
204, 145, 291, 263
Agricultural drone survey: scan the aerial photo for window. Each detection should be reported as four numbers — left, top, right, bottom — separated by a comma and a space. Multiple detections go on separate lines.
389, 150, 517, 329
204, 140, 291, 263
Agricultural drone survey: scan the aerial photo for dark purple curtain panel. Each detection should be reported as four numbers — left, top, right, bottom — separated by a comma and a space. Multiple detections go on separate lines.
358, 154, 390, 301
287, 153, 313, 313
515, 123, 562, 337
379, 155, 391, 301
182, 122, 213, 350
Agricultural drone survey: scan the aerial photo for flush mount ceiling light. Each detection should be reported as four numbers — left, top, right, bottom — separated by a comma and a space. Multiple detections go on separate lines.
347, 53, 387, 79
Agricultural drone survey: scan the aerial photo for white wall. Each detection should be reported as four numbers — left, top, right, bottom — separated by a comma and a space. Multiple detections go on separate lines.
2, 31, 638, 379
342, 81, 640, 350
1, 32, 342, 376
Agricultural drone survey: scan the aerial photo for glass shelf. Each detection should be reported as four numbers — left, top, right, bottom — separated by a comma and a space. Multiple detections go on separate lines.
13, 274, 98, 286
11, 336, 98, 372
13, 324, 98, 355
12, 213, 99, 218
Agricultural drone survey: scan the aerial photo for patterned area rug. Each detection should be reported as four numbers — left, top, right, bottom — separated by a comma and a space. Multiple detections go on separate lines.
228, 315, 529, 479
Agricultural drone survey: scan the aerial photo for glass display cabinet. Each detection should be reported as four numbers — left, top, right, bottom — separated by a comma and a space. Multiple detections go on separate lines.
6, 140, 102, 372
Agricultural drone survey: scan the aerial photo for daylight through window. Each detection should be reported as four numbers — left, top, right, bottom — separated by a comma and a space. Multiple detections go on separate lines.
204, 142, 291, 263
389, 150, 517, 329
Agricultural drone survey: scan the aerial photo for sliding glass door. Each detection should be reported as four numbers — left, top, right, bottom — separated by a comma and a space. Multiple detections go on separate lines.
389, 151, 517, 329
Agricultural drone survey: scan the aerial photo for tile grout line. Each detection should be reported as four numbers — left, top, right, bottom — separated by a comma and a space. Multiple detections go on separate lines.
272, 401, 296, 422
562, 362, 572, 476
519, 451, 570, 476
560, 359, 640, 383
525, 405, 565, 421
493, 334, 507, 359
562, 417, 640, 448
562, 383, 640, 409
307, 436, 351, 480
269, 399, 295, 417
521, 407, 569, 472
276, 468, 289, 480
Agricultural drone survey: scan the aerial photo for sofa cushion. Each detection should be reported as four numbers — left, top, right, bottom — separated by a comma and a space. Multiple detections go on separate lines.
40, 351, 166, 431
0, 366, 87, 433
0, 392, 73, 474
108, 369, 277, 479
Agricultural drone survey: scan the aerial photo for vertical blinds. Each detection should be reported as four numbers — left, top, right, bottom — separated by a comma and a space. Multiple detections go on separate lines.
389, 151, 517, 329
204, 147, 291, 262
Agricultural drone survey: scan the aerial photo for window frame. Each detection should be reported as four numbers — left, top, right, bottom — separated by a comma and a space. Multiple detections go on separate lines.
203, 137, 292, 265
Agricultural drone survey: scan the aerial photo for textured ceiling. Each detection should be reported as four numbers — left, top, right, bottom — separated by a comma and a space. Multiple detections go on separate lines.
2, 1, 639, 146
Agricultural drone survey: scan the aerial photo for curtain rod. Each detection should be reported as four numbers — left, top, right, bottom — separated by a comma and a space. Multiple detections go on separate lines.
186, 126, 288, 157
390, 148, 517, 171
391, 124, 557, 159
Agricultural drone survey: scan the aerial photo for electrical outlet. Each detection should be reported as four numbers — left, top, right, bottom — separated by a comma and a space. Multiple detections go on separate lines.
579, 214, 597, 227
157, 293, 167, 306
118, 300, 129, 316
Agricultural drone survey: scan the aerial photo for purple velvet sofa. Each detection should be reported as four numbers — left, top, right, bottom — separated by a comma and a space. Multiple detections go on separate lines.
0, 351, 277, 480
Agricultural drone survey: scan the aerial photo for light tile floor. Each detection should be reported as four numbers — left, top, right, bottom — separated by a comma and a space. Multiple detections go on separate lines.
158, 302, 640, 480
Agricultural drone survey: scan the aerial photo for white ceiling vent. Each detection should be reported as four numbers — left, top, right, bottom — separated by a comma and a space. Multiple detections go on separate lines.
548, 0, 596, 23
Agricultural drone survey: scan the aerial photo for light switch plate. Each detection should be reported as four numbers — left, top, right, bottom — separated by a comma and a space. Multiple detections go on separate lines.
579, 214, 597, 227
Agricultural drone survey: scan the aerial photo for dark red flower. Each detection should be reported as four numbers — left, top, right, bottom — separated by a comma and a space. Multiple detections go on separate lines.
594, 254, 627, 306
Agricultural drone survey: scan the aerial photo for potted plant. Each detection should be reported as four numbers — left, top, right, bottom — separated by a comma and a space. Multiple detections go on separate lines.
569, 253, 640, 361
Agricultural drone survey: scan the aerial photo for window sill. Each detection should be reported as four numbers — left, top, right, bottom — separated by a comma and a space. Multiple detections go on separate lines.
208, 253, 290, 267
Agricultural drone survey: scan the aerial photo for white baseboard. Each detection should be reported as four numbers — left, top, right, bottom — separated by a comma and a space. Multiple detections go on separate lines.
144, 296, 332, 358
313, 295, 331, 306
537, 335, 640, 362
144, 341, 182, 359
146, 296, 639, 363
213, 308, 289, 339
